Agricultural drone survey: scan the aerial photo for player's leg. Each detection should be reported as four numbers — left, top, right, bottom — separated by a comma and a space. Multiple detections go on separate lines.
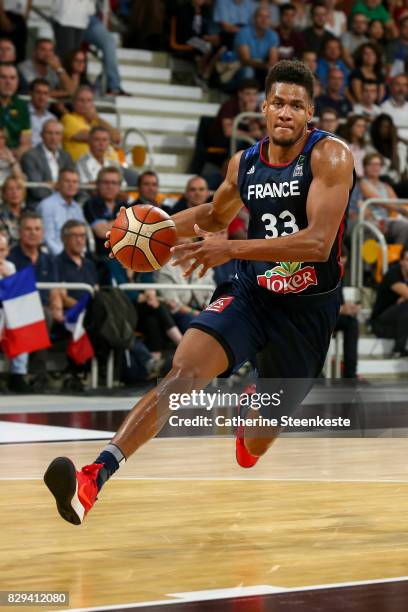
240, 291, 341, 462
44, 328, 229, 525
110, 327, 229, 457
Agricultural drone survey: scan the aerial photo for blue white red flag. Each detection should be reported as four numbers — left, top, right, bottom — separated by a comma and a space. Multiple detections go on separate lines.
64, 294, 94, 365
0, 266, 50, 358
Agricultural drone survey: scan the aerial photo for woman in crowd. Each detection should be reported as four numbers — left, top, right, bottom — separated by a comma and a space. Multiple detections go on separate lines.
0, 177, 26, 247
369, 113, 407, 184
349, 42, 385, 103
367, 19, 386, 53
63, 48, 93, 90
0, 128, 24, 183
340, 115, 367, 178
360, 152, 408, 245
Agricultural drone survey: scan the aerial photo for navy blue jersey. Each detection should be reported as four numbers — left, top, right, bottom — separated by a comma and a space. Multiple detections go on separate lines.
236, 129, 353, 297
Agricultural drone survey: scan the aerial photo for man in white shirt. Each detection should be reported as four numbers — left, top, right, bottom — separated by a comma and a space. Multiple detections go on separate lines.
76, 126, 123, 184
352, 80, 381, 120
381, 74, 408, 141
21, 118, 75, 208
28, 78, 56, 147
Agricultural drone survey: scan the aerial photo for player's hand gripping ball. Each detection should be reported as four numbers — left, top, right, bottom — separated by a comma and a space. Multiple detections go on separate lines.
110, 204, 177, 272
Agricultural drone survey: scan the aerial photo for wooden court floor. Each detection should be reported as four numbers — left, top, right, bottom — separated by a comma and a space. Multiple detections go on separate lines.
1, 437, 408, 610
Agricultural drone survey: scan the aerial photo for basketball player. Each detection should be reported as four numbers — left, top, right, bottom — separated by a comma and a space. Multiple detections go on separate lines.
44, 61, 355, 525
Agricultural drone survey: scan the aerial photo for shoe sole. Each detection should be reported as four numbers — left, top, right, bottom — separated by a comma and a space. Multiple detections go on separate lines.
44, 457, 84, 525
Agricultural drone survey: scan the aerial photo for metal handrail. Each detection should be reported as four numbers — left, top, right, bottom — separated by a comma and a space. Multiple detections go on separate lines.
36, 282, 95, 295
350, 220, 388, 289
122, 128, 156, 170
119, 283, 214, 291
358, 197, 408, 224
21, 181, 138, 192
0, 181, 181, 196
353, 198, 408, 288
36, 282, 214, 293
230, 111, 263, 156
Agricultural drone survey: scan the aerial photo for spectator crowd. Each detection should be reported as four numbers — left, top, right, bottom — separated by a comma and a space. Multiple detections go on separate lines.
1, 0, 408, 390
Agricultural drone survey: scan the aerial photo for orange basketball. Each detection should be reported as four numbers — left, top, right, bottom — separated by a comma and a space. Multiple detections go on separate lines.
110, 205, 177, 272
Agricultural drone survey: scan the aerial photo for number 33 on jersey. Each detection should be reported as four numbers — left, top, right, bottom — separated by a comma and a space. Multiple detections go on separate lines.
236, 130, 351, 296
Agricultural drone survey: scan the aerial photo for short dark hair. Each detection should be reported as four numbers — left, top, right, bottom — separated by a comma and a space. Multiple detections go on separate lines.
265, 60, 314, 100
29, 77, 50, 92
321, 107, 339, 119
0, 62, 17, 72
362, 79, 378, 88
311, 1, 326, 15
19, 211, 42, 227
58, 168, 79, 182
61, 219, 86, 241
237, 78, 259, 92
97, 166, 122, 183
280, 3, 296, 16
0, 36, 15, 46
137, 170, 158, 188
35, 38, 53, 48
89, 125, 110, 138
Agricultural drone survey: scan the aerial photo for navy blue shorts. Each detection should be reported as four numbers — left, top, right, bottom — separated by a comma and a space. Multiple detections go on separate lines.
190, 282, 341, 418
190, 281, 340, 379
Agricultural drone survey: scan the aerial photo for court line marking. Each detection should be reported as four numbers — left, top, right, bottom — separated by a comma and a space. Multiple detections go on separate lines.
1, 476, 408, 483
59, 577, 408, 611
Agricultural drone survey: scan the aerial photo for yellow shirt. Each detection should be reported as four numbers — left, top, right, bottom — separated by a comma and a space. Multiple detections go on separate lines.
61, 112, 119, 164
61, 112, 96, 161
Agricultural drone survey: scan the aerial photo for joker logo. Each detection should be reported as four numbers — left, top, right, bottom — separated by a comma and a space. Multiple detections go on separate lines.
257, 261, 317, 294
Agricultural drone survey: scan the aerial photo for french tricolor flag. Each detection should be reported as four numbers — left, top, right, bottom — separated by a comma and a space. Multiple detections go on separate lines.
0, 266, 50, 358
64, 295, 94, 365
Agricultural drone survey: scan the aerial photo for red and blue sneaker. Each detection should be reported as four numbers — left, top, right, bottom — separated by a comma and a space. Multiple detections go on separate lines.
235, 383, 259, 469
44, 457, 103, 525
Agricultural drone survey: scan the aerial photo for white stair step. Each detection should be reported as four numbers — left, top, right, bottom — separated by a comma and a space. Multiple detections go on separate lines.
121, 80, 203, 100
358, 358, 408, 375
125, 131, 195, 151
88, 61, 171, 82
101, 112, 198, 134
358, 338, 394, 357
147, 153, 180, 169
116, 96, 218, 117
116, 49, 168, 67
116, 49, 154, 63
129, 152, 179, 169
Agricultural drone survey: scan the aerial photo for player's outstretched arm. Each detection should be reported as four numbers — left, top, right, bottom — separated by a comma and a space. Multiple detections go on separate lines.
171, 151, 244, 237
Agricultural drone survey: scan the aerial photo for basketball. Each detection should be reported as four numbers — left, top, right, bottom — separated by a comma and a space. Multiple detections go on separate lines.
110, 204, 177, 272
